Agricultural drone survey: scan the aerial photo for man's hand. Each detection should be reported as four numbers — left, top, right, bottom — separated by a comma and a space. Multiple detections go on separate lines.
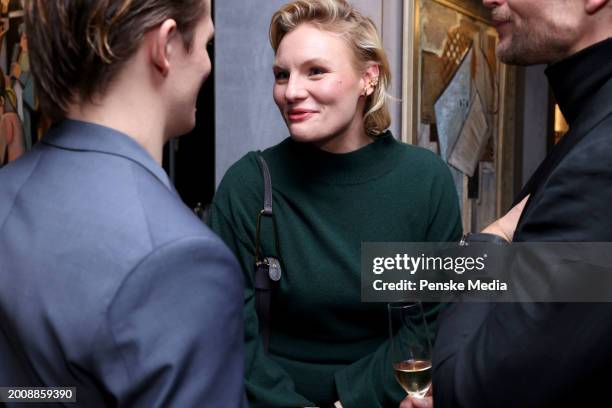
399, 396, 433, 408
304, 402, 341, 408
482, 195, 530, 242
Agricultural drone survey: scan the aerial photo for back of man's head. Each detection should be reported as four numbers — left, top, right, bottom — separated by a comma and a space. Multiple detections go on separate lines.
24, 0, 208, 122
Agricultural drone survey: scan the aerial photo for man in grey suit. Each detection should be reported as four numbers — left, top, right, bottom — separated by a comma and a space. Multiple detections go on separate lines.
0, 0, 246, 406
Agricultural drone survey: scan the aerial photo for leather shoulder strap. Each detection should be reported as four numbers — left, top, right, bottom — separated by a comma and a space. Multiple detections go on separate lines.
254, 154, 282, 353
257, 155, 273, 215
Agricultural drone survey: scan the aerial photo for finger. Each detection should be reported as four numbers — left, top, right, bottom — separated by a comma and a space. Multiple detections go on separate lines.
399, 397, 413, 408
410, 396, 434, 408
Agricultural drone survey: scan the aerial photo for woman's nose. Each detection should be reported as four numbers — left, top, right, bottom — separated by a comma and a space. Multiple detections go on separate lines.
284, 76, 308, 102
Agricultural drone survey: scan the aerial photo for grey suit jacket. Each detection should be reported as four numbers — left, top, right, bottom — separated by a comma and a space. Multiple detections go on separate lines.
0, 120, 247, 407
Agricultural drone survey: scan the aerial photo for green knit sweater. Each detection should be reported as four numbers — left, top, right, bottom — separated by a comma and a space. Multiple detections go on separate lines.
209, 132, 462, 407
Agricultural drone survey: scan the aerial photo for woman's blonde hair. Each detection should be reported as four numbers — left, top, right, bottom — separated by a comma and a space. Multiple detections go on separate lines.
269, 0, 391, 137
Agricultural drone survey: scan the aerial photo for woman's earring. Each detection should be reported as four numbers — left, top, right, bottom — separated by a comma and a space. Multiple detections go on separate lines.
363, 77, 379, 96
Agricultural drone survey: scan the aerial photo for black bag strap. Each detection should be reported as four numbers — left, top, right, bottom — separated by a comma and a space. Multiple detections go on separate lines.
254, 155, 282, 353
259, 155, 273, 216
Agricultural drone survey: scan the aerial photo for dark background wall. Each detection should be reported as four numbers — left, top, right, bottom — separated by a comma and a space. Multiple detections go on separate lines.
163, 5, 217, 211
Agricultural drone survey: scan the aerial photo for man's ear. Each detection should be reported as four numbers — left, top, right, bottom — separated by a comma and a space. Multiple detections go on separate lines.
150, 19, 178, 76
585, 0, 610, 14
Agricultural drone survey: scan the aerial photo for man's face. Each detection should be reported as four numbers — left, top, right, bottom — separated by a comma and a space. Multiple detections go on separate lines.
167, 1, 214, 137
483, 0, 584, 65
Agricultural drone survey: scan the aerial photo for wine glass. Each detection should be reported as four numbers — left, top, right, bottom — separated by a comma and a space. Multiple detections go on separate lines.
388, 301, 433, 398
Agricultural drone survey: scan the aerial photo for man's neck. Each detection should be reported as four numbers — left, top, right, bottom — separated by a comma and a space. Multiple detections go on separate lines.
66, 91, 166, 164
567, 32, 612, 60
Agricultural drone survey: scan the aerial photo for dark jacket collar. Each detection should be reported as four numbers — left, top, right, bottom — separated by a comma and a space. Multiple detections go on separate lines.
546, 37, 612, 127
513, 39, 612, 231
41, 119, 173, 191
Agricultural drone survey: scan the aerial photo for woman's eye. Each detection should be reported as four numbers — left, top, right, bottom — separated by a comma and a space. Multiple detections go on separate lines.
274, 71, 289, 81
309, 67, 325, 76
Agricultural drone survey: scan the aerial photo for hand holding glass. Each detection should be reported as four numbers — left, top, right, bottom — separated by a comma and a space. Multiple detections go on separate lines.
388, 302, 432, 398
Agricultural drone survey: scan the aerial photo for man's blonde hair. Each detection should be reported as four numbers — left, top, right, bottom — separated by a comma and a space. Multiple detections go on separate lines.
270, 0, 391, 136
25, 0, 208, 121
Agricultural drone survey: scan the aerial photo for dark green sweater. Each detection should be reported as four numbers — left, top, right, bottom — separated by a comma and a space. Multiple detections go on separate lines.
209, 132, 462, 407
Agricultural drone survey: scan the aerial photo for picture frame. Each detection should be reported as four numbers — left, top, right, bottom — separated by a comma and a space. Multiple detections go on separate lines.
401, 0, 518, 232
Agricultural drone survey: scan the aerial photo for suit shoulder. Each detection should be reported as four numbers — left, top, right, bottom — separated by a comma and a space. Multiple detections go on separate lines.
126, 163, 215, 246
108, 235, 242, 327
127, 234, 241, 283
558, 118, 612, 173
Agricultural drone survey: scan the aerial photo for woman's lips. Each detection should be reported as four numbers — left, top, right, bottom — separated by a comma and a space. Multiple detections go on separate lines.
288, 110, 316, 122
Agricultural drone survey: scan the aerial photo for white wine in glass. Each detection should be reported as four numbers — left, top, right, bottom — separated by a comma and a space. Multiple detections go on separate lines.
388, 302, 433, 398
393, 359, 432, 397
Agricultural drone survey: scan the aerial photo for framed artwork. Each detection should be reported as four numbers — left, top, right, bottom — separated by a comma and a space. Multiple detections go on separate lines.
401, 0, 518, 233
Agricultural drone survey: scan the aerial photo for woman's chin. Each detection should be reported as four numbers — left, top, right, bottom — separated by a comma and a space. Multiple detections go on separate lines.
288, 130, 323, 144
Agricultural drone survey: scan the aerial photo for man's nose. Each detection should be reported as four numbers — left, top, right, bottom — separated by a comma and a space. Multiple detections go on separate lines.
482, 0, 504, 8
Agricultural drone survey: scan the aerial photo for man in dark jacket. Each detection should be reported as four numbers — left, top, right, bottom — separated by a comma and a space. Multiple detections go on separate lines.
0, 0, 246, 406
410, 0, 612, 407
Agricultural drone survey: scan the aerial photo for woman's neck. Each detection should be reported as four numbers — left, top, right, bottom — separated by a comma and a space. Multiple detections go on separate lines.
313, 118, 372, 154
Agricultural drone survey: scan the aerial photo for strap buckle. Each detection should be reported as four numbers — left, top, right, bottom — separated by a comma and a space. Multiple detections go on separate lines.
255, 210, 282, 281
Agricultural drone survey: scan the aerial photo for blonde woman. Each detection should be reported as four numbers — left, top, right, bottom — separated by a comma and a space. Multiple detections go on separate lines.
210, 1, 461, 406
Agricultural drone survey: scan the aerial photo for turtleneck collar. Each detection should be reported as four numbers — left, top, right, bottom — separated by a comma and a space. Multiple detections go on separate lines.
283, 130, 403, 185
545, 37, 612, 126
